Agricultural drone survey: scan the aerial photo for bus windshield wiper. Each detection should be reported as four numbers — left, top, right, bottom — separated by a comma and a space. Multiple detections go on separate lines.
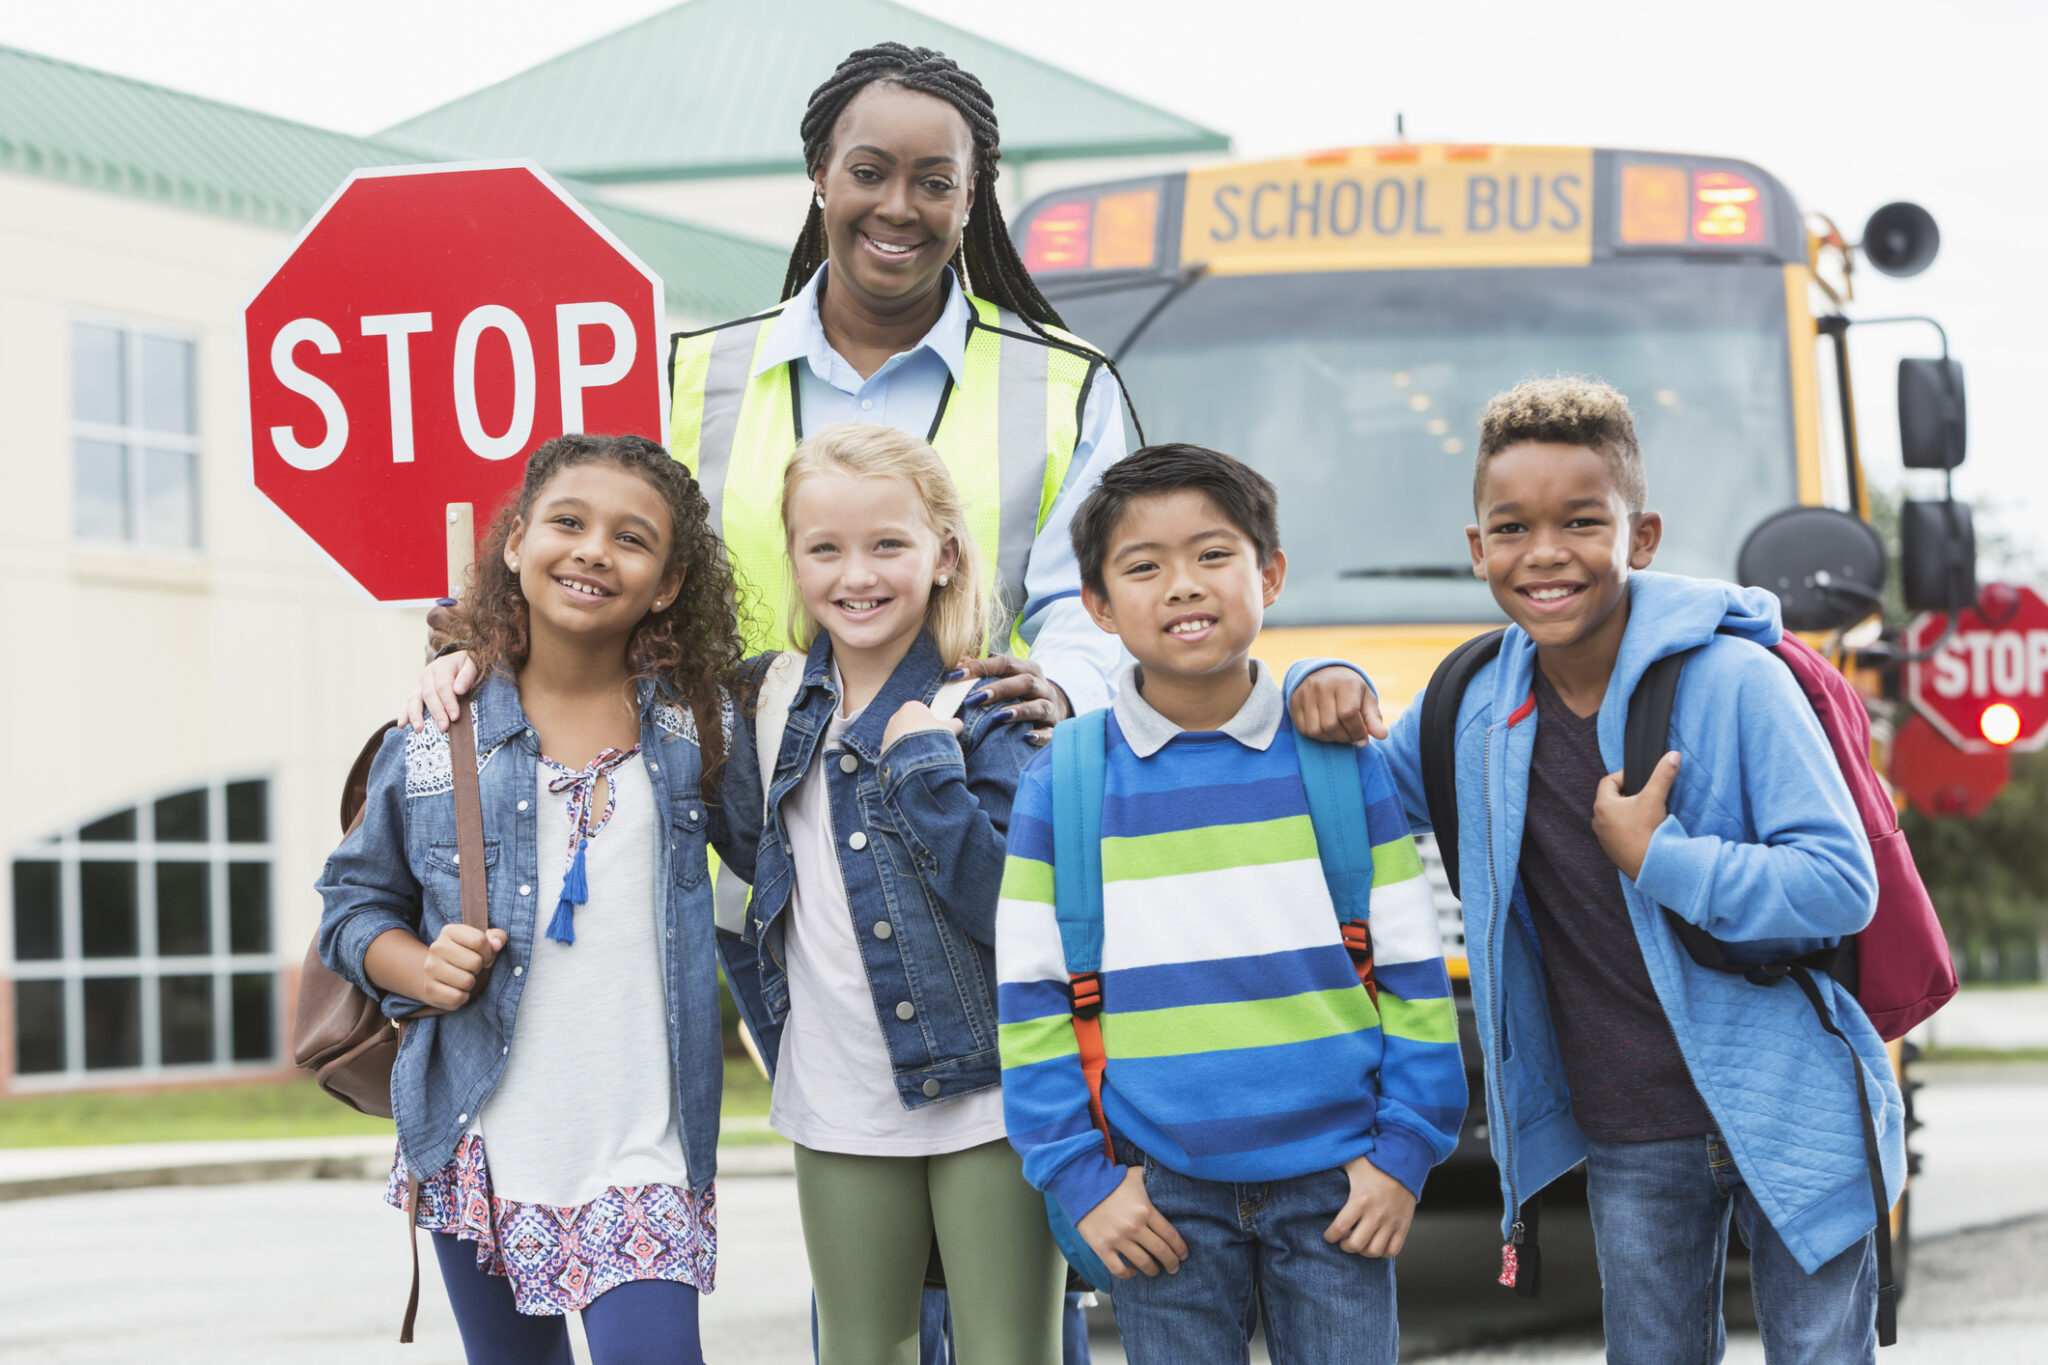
1337, 565, 1472, 579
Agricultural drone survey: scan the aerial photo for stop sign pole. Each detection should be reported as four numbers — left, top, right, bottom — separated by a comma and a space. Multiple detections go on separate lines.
1903, 583, 2048, 754
244, 161, 666, 604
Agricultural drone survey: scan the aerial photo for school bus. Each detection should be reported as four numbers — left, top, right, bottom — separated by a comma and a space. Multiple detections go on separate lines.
1016, 143, 1963, 1279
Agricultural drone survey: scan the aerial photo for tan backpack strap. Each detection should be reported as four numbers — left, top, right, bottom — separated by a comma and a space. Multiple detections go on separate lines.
449, 704, 493, 996
930, 677, 975, 721
400, 1171, 424, 1343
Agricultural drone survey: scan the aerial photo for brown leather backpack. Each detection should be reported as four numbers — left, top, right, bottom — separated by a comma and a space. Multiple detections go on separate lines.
291, 705, 489, 1341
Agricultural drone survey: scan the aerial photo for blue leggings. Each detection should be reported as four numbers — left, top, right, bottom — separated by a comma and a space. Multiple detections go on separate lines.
432, 1231, 706, 1365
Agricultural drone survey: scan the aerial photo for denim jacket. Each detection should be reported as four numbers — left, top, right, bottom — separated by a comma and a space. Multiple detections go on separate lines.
718, 630, 1035, 1110
316, 673, 760, 1188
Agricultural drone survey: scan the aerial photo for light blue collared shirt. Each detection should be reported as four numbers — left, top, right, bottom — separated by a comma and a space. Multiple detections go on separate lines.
755, 265, 1126, 713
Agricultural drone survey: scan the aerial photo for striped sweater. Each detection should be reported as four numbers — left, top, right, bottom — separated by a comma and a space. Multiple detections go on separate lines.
996, 701, 1465, 1228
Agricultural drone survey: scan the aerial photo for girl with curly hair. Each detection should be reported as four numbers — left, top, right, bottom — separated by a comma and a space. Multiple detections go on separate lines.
317, 433, 758, 1365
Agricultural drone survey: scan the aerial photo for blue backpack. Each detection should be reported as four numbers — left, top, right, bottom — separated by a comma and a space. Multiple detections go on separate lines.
1041, 696, 1383, 1289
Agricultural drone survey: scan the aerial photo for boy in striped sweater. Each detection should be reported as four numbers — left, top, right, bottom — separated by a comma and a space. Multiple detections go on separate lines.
996, 444, 1465, 1364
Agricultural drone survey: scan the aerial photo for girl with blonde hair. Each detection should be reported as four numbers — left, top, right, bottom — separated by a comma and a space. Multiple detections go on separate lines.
723, 421, 1066, 1365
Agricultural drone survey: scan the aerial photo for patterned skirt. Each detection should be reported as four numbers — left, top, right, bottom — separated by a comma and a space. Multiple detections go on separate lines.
385, 1134, 717, 1316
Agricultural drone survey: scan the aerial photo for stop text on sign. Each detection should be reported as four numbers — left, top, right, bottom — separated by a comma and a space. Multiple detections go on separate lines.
268, 301, 638, 470
244, 162, 665, 603
1924, 629, 2048, 701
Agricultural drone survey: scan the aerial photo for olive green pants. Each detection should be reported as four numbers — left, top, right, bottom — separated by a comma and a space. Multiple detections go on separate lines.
793, 1139, 1065, 1365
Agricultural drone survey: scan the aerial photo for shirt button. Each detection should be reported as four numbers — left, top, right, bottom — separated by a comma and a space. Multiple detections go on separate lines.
517, 800, 529, 811
895, 1001, 915, 1021
457, 1113, 468, 1124
922, 1079, 941, 1098
687, 810, 701, 824
838, 753, 858, 774
650, 762, 660, 773
873, 921, 893, 940
861, 398, 874, 411
519, 884, 531, 896
513, 966, 524, 977
849, 831, 868, 851
501, 1046, 509, 1056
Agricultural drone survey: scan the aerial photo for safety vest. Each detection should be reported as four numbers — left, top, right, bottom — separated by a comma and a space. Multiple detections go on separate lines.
667, 293, 1104, 655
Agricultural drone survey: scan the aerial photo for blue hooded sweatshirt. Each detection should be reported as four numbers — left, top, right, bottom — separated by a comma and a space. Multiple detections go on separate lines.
1299, 572, 1904, 1273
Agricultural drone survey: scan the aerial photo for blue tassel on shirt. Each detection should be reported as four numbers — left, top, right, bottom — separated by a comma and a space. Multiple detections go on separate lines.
545, 838, 590, 944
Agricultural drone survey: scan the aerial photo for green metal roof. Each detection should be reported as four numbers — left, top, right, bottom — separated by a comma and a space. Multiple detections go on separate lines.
0, 44, 786, 322
382, 0, 1231, 183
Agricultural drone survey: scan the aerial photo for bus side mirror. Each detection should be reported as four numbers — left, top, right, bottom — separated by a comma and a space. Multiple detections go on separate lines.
1738, 506, 1887, 632
1899, 357, 1966, 470
1900, 499, 1978, 613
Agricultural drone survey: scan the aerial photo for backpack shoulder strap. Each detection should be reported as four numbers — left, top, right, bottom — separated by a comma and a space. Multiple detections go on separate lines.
1420, 628, 1506, 900
1296, 734, 1373, 920
1049, 709, 1110, 976
1626, 649, 1743, 974
722, 652, 805, 936
1049, 709, 1114, 1158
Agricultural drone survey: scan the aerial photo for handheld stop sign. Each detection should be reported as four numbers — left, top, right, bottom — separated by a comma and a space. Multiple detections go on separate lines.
244, 162, 666, 602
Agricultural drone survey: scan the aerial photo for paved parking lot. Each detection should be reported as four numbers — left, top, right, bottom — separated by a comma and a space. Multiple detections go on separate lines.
2, 1063, 2041, 1363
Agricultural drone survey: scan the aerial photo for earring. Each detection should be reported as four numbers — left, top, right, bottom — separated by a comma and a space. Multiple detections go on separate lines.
815, 191, 825, 208
936, 575, 949, 587
509, 558, 519, 570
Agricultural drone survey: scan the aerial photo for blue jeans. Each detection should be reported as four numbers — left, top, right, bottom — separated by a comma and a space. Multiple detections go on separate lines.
1103, 1139, 1396, 1365
432, 1232, 705, 1365
1585, 1133, 1876, 1365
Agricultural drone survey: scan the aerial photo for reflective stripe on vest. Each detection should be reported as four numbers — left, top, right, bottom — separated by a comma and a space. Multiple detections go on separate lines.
667, 295, 1101, 655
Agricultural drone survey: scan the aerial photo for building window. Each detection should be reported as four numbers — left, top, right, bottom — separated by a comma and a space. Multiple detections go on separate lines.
71, 321, 201, 549
11, 780, 274, 1082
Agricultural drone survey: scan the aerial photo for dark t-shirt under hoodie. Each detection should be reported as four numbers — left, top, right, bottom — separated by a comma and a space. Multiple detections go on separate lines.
1518, 666, 1712, 1142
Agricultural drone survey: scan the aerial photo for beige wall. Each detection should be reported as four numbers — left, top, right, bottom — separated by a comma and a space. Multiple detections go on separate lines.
0, 172, 433, 1088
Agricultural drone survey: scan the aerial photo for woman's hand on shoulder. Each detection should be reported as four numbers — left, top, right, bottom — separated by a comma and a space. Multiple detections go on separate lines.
883, 700, 965, 752
402, 651, 480, 733
949, 654, 1069, 745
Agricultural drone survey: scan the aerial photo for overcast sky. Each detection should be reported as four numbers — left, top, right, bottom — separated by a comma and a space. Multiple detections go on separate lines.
7, 0, 2042, 564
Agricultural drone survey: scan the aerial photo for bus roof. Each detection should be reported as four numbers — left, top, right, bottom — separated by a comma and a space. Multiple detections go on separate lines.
1015, 144, 1807, 280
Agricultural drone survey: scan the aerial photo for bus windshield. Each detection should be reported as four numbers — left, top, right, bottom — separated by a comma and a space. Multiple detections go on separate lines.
1053, 261, 1797, 627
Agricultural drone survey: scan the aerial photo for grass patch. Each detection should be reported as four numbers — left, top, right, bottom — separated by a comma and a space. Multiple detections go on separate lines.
1920, 1045, 2048, 1064
0, 1077, 392, 1148
0, 1057, 778, 1149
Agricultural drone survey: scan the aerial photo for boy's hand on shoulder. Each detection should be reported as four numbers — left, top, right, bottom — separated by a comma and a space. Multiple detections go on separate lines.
1592, 750, 1681, 880
1289, 666, 1386, 746
882, 700, 965, 751
1078, 1166, 1188, 1279
1324, 1153, 1416, 1258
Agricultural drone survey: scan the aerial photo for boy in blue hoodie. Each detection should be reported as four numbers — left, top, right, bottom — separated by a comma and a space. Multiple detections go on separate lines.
1292, 378, 1904, 1363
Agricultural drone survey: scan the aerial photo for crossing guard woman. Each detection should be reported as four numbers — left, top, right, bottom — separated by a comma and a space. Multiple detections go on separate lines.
667, 42, 1134, 719
673, 41, 1133, 1365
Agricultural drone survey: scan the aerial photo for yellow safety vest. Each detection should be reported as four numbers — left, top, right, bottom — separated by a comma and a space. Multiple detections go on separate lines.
667, 294, 1103, 655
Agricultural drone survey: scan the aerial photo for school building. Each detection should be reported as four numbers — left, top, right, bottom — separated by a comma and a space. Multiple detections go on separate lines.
0, 1, 1228, 1095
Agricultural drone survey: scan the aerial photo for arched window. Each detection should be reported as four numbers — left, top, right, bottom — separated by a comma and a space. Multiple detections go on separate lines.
11, 779, 274, 1082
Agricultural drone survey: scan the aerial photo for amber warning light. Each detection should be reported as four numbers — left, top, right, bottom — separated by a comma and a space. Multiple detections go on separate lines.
1024, 189, 1159, 273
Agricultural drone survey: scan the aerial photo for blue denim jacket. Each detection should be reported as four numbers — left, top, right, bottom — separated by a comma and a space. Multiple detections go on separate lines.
718, 630, 1035, 1110
316, 674, 760, 1188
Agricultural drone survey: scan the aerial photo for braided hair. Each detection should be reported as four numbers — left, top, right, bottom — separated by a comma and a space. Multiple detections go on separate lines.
783, 42, 1145, 441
